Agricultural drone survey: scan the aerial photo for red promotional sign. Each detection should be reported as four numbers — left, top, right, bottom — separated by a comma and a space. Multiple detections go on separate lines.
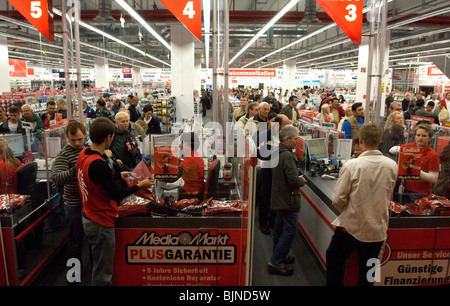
7, 0, 54, 42
9, 59, 27, 77
315, 0, 363, 45
159, 0, 202, 41
229, 69, 277, 78
114, 228, 246, 286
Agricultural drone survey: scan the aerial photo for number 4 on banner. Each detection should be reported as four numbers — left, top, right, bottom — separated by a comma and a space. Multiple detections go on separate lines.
315, 0, 363, 45
159, 0, 202, 41
7, 0, 54, 42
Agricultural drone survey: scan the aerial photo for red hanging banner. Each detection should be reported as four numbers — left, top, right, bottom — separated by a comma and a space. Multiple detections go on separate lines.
159, 0, 202, 42
315, 0, 363, 45
7, 0, 54, 42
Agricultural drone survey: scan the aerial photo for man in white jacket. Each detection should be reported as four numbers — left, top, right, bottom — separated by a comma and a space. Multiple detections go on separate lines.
326, 123, 398, 286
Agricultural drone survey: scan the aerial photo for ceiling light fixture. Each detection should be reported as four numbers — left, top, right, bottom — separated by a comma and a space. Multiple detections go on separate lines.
114, 0, 171, 51
229, 0, 301, 65
52, 8, 170, 67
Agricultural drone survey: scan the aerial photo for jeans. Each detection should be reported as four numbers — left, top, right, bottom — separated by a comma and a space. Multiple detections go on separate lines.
82, 216, 115, 286
326, 227, 383, 286
270, 210, 298, 265
64, 204, 84, 262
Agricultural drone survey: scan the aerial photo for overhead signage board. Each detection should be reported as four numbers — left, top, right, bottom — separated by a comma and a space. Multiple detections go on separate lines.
8, 0, 54, 42
315, 0, 363, 45
159, 0, 202, 41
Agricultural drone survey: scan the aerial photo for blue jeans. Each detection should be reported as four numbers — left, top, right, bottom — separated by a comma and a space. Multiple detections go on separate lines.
270, 210, 298, 265
82, 216, 115, 286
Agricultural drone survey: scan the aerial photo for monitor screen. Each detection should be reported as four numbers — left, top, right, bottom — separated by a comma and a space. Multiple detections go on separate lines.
306, 138, 328, 161
0, 134, 24, 156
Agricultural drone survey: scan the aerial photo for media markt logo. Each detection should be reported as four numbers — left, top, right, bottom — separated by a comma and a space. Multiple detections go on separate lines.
126, 231, 236, 265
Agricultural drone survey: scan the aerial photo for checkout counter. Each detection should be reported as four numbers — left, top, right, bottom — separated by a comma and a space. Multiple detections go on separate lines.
295, 118, 450, 286
111, 120, 255, 286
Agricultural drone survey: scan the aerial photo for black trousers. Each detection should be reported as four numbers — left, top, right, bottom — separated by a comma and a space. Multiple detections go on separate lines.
326, 227, 384, 286
257, 167, 275, 228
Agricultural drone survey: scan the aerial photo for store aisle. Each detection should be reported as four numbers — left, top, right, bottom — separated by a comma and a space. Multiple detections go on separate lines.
251, 209, 326, 286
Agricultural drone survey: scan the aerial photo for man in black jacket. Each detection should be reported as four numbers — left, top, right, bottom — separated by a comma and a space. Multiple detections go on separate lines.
128, 96, 141, 123
0, 105, 27, 135
268, 124, 306, 276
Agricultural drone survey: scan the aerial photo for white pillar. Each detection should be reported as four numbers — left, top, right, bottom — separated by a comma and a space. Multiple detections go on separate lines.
94, 58, 109, 89
282, 59, 296, 92
171, 24, 195, 120
0, 36, 10, 94
194, 57, 201, 91
132, 66, 141, 88
356, 36, 369, 106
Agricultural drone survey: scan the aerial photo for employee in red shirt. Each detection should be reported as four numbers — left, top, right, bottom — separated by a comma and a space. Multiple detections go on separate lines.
401, 123, 440, 203
77, 117, 154, 286
178, 132, 205, 199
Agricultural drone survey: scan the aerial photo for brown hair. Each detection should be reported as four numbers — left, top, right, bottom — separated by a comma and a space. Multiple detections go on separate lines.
358, 123, 383, 148
65, 121, 87, 137
0, 138, 20, 169
415, 123, 434, 138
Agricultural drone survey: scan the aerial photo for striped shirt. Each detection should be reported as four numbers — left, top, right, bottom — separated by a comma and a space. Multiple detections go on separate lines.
52, 144, 84, 206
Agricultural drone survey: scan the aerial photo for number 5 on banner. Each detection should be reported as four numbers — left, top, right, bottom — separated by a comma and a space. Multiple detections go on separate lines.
30, 1, 42, 18
7, 0, 54, 41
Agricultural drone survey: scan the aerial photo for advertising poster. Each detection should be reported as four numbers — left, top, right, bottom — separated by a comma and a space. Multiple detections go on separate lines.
114, 228, 247, 286
153, 134, 178, 180
376, 228, 450, 286
154, 145, 178, 179
398, 146, 423, 180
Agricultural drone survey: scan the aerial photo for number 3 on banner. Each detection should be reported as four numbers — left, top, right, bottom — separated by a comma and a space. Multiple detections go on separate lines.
183, 1, 195, 19
345, 4, 357, 22
30, 1, 42, 18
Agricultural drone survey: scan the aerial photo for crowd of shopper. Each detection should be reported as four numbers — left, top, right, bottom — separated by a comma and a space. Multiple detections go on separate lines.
231, 87, 450, 285
1, 86, 450, 286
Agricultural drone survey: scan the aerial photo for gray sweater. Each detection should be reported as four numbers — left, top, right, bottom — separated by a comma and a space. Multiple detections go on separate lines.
52, 144, 84, 206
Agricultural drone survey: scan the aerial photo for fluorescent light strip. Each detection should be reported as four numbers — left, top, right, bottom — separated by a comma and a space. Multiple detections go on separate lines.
229, 0, 301, 65
0, 14, 158, 68
264, 27, 449, 69
52, 8, 170, 67
240, 0, 443, 69
114, 0, 171, 51
386, 6, 450, 30
241, 23, 335, 68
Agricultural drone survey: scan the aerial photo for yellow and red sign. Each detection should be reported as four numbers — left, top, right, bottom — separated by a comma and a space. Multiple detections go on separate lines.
315, 0, 363, 45
159, 0, 202, 41
8, 0, 54, 42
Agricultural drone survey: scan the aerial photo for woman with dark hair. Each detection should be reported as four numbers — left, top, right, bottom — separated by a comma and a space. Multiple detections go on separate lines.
95, 98, 113, 120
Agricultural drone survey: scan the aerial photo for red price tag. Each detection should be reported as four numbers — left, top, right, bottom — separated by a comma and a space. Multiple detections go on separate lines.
315, 0, 363, 45
159, 0, 202, 41
8, 0, 54, 42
